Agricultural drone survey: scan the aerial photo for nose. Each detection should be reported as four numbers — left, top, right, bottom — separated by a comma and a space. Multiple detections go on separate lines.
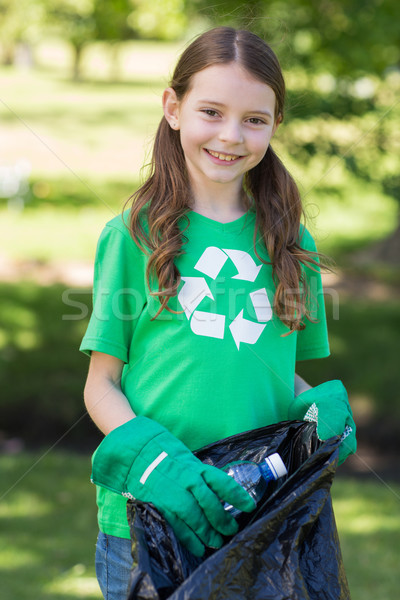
218, 119, 244, 144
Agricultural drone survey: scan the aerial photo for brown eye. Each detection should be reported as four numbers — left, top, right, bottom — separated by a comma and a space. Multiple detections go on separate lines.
248, 117, 265, 125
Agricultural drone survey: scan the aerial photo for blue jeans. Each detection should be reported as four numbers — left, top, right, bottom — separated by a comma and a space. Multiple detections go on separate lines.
95, 532, 133, 600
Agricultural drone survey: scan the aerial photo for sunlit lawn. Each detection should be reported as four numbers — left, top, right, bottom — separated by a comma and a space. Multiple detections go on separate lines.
0, 452, 102, 600
331, 477, 400, 600
1, 40, 177, 179
1, 41, 399, 599
0, 451, 399, 599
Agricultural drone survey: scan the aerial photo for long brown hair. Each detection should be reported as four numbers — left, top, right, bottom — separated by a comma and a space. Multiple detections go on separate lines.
127, 26, 322, 331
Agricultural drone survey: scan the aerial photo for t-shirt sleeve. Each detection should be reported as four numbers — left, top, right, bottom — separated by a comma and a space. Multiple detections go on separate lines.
296, 227, 330, 361
79, 219, 147, 363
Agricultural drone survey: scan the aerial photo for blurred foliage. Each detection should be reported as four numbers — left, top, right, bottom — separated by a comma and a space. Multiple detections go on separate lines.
276, 68, 400, 220
0, 278, 399, 450
193, 0, 400, 77
0, 0, 45, 63
0, 0, 399, 450
0, 281, 101, 450
43, 0, 133, 79
0, 451, 101, 599
297, 297, 400, 450
1, 0, 400, 76
127, 0, 190, 40
1, 0, 192, 77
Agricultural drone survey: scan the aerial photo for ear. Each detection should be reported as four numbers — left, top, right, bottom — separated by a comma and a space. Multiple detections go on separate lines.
271, 113, 283, 137
163, 87, 180, 131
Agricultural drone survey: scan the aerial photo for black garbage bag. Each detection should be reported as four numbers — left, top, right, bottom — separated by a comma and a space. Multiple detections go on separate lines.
127, 420, 350, 600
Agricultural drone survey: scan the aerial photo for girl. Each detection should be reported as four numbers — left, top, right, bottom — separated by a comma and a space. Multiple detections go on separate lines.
81, 27, 356, 600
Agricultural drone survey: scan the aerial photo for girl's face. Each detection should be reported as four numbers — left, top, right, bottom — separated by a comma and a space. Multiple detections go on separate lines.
163, 62, 279, 200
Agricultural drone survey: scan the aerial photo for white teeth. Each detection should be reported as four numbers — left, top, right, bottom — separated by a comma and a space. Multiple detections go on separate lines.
208, 150, 238, 161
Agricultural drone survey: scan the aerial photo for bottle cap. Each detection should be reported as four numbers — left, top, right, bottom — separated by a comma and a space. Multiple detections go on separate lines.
264, 453, 288, 479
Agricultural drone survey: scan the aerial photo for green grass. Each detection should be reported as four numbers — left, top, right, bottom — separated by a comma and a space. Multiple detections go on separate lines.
1, 46, 399, 597
0, 451, 399, 599
0, 451, 102, 599
0, 176, 134, 261
331, 477, 400, 599
1, 172, 396, 262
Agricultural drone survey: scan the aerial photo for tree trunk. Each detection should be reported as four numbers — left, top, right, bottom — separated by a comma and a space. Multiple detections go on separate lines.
2, 43, 15, 65
373, 222, 400, 265
354, 220, 400, 266
72, 44, 83, 81
109, 42, 121, 81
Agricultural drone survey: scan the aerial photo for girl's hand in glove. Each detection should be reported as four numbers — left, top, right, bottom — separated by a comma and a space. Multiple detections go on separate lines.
91, 416, 256, 556
289, 380, 357, 465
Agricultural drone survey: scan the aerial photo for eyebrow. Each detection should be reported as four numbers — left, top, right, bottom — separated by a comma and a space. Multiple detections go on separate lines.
198, 100, 273, 119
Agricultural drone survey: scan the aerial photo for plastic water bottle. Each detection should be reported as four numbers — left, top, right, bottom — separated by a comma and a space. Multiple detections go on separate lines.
222, 453, 288, 517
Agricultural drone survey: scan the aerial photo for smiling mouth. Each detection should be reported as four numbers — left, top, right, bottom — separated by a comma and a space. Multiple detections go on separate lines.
205, 149, 243, 162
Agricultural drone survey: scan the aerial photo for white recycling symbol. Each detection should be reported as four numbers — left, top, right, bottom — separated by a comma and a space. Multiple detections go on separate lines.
177, 246, 273, 350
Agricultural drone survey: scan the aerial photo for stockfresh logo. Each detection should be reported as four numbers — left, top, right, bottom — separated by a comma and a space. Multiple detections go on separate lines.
177, 246, 273, 350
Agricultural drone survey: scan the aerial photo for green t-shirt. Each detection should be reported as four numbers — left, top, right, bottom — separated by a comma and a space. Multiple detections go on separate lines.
80, 209, 330, 538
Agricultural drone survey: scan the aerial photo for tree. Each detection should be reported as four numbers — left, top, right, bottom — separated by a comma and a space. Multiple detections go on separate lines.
188, 0, 399, 74
0, 0, 45, 65
128, 0, 189, 41
43, 0, 135, 80
43, 0, 96, 80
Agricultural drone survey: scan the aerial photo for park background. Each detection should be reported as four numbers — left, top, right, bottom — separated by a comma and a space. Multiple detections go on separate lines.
0, 0, 399, 598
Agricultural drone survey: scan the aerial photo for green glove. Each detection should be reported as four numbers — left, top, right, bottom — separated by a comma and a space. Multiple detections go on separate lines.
91, 416, 256, 556
288, 380, 357, 465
